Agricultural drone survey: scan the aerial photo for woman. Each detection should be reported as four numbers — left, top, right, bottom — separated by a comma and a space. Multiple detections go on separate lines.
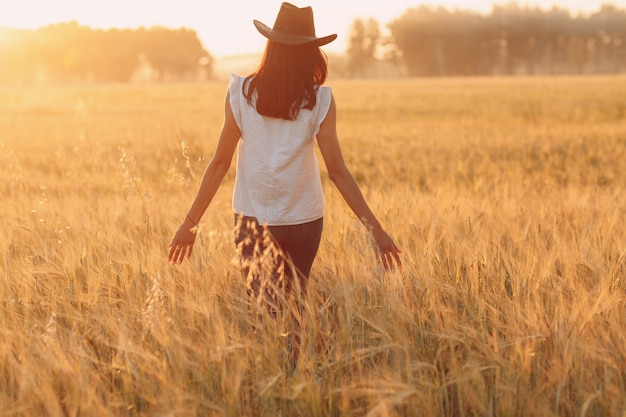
168, 2, 401, 314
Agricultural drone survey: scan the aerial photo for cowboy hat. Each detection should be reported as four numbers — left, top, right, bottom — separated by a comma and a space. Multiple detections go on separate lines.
253, 2, 337, 46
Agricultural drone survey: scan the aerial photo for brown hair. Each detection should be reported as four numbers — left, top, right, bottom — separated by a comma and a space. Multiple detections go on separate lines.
244, 40, 328, 120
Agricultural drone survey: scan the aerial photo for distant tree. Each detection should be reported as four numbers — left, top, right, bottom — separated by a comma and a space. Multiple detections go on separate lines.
387, 2, 626, 76
489, 4, 573, 74
587, 5, 626, 72
0, 23, 214, 83
346, 18, 380, 77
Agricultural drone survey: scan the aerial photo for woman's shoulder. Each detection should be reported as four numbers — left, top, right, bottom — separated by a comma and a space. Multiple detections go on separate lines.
317, 84, 333, 100
316, 84, 333, 105
230, 73, 255, 97
229, 73, 246, 86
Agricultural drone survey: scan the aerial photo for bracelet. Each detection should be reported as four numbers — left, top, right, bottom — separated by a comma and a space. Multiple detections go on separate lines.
186, 214, 198, 226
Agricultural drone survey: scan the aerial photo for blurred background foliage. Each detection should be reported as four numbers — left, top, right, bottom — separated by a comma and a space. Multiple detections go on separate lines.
1, 3, 625, 82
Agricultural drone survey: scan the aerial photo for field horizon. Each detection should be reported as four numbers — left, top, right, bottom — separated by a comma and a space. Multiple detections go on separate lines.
1, 75, 625, 416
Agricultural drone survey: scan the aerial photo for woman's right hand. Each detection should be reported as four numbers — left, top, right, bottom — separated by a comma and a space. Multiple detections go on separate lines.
371, 227, 403, 272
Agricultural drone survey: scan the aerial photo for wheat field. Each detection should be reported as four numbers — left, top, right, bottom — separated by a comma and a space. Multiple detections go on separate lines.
1, 75, 626, 417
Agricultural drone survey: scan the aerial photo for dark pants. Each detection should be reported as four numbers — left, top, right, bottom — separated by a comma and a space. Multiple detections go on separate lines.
234, 214, 323, 308
234, 214, 323, 370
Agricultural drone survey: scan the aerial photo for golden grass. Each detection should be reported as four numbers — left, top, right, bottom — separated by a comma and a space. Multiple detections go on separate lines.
1, 75, 626, 416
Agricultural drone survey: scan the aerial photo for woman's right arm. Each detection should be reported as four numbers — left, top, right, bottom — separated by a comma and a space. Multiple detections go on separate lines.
316, 94, 402, 271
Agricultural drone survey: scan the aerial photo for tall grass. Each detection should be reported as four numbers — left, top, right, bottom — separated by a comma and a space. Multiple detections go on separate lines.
1, 76, 625, 416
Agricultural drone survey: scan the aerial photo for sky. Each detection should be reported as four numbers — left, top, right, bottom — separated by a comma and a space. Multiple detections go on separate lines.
1, 0, 625, 58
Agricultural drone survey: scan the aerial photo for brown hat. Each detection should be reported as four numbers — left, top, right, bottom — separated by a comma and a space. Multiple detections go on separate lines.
253, 2, 337, 46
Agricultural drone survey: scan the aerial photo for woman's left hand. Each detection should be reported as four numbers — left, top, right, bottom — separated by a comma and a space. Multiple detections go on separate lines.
168, 219, 198, 264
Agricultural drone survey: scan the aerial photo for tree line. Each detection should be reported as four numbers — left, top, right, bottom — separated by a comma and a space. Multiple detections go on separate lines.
0, 21, 212, 83
2, 3, 625, 83
348, 3, 626, 76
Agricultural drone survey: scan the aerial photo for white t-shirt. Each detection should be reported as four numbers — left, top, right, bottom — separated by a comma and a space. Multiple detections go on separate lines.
228, 74, 332, 226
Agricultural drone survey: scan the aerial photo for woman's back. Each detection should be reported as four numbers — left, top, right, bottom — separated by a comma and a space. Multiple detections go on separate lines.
229, 73, 331, 225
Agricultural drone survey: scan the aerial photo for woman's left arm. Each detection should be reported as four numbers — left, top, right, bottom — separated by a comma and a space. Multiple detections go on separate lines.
168, 91, 241, 264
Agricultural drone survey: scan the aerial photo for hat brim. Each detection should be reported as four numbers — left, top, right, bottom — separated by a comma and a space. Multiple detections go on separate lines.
253, 20, 337, 46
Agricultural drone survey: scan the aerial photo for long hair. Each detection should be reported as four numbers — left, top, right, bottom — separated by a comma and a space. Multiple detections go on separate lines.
244, 41, 328, 120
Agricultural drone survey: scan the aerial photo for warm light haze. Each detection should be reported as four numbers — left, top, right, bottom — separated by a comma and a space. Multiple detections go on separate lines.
1, 0, 626, 57
3, 0, 626, 414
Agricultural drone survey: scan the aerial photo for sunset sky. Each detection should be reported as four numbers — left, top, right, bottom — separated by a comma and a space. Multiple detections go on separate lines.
1, 0, 625, 57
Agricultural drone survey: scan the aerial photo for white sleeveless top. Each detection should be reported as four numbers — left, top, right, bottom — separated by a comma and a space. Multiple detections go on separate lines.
228, 74, 332, 226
